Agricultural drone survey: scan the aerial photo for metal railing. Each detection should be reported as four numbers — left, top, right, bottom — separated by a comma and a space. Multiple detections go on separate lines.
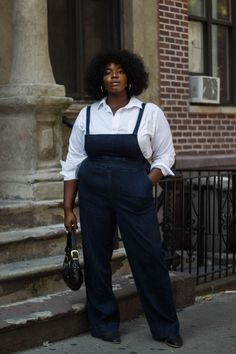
156, 169, 236, 284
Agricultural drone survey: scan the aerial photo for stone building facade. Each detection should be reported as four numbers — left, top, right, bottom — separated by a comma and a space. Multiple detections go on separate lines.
0, 0, 73, 200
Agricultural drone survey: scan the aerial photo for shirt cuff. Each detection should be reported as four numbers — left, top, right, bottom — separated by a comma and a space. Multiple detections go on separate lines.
151, 162, 175, 177
60, 160, 78, 181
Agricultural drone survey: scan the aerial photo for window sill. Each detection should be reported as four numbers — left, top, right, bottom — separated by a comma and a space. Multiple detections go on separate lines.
189, 105, 236, 114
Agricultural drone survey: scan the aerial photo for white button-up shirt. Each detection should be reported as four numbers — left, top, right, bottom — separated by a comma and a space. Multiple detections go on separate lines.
60, 97, 175, 180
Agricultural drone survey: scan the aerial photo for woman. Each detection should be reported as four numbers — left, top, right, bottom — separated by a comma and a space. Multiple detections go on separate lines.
60, 50, 182, 348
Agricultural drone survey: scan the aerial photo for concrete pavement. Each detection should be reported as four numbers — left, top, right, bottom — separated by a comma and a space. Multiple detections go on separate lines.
18, 291, 236, 354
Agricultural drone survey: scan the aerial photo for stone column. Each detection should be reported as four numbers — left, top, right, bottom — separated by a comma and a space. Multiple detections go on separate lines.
0, 0, 73, 200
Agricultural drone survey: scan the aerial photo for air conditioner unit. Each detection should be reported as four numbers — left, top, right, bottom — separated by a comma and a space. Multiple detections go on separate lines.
190, 76, 220, 104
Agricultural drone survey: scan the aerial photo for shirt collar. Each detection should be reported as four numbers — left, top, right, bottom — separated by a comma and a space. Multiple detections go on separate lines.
97, 96, 143, 111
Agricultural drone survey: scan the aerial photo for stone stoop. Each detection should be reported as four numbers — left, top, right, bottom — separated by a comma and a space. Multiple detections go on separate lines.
0, 200, 74, 304
0, 272, 196, 354
0, 199, 196, 354
0, 224, 68, 263
0, 200, 130, 306
0, 246, 130, 305
0, 199, 65, 232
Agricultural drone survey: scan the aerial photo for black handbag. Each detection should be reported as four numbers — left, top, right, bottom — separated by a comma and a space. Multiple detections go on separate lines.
62, 230, 83, 291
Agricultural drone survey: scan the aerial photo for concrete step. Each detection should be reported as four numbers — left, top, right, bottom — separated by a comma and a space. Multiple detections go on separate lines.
0, 248, 130, 305
0, 224, 70, 263
0, 272, 196, 354
0, 199, 66, 231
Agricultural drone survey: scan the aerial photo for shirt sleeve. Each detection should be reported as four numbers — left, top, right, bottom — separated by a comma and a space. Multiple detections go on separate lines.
60, 109, 87, 181
150, 107, 175, 176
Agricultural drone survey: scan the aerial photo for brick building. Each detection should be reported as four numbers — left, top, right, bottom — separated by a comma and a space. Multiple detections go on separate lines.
158, 0, 236, 169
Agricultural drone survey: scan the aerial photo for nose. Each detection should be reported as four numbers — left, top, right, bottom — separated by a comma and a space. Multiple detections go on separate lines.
111, 70, 119, 78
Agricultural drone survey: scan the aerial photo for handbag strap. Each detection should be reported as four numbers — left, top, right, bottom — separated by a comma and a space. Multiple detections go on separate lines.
65, 231, 79, 259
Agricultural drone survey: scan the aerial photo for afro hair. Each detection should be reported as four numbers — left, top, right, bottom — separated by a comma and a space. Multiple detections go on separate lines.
84, 49, 149, 100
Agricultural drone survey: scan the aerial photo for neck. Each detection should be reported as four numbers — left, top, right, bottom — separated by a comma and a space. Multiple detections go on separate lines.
106, 93, 129, 114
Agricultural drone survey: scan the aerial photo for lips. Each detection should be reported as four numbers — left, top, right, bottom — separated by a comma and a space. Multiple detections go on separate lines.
111, 81, 120, 86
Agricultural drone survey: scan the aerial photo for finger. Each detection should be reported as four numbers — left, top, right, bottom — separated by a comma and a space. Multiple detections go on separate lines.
71, 223, 79, 231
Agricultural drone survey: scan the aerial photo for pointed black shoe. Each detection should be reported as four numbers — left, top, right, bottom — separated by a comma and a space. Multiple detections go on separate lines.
94, 331, 121, 344
164, 334, 183, 348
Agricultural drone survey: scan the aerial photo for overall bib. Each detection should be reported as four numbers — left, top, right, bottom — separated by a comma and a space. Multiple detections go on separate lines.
78, 104, 179, 339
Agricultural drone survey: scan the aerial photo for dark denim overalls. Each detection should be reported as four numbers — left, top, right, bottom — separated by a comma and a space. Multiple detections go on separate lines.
78, 103, 179, 339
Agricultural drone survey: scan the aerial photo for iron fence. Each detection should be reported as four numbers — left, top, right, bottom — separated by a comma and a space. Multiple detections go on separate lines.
156, 169, 236, 284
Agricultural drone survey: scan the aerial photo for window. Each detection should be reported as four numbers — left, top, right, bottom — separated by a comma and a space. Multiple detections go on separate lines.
47, 0, 121, 100
188, 0, 236, 104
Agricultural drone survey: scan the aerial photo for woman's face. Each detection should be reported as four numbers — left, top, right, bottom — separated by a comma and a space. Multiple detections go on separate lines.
102, 63, 128, 96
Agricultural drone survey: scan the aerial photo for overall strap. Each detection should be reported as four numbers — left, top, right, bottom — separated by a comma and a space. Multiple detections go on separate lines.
86, 106, 91, 135
133, 103, 146, 135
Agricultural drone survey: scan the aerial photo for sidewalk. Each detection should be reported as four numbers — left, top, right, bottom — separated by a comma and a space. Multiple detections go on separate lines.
19, 292, 236, 354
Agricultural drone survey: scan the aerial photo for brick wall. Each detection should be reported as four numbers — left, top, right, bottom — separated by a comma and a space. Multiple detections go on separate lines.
158, 0, 236, 159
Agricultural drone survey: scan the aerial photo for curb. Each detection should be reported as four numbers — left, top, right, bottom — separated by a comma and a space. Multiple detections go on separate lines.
196, 273, 236, 296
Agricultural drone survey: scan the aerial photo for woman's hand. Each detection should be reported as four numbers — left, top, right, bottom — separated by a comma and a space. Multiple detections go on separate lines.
148, 168, 163, 186
64, 209, 78, 232
63, 179, 78, 232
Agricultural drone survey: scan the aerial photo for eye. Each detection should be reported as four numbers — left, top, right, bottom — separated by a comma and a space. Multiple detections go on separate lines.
103, 69, 111, 76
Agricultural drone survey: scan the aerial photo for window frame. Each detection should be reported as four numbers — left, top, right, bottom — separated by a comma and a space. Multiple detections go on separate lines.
47, 0, 121, 101
188, 0, 236, 105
